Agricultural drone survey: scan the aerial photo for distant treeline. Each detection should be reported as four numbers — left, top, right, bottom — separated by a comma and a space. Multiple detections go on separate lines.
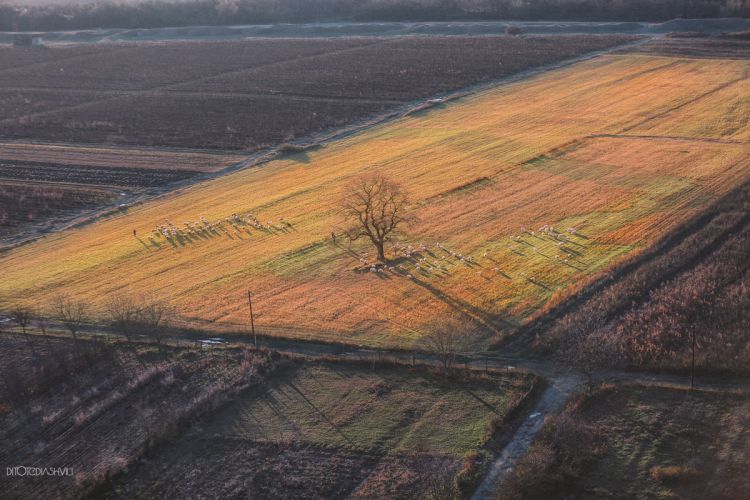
2, 0, 750, 32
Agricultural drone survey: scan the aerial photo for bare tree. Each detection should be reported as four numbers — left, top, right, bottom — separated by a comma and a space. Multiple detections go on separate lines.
564, 325, 614, 392
10, 306, 34, 336
35, 314, 49, 336
34, 313, 51, 347
106, 294, 141, 344
341, 174, 410, 262
420, 320, 470, 374
139, 297, 175, 353
51, 294, 88, 343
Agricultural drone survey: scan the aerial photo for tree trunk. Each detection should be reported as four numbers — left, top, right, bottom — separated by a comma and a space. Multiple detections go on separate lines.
376, 241, 385, 262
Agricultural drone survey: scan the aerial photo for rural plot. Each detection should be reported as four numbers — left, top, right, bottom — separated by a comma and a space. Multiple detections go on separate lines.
0, 54, 749, 347
0, 36, 635, 151
0, 142, 246, 186
106, 362, 536, 498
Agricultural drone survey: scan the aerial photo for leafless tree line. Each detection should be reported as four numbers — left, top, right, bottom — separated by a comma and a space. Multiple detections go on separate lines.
4, 293, 175, 351
3, 0, 748, 33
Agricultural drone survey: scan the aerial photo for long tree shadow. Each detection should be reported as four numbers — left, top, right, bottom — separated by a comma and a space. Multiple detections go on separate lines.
408, 276, 514, 332
135, 236, 151, 251
286, 381, 354, 446
463, 388, 500, 414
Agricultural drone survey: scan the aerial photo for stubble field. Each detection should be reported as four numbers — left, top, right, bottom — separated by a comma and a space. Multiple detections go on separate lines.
1, 47, 748, 348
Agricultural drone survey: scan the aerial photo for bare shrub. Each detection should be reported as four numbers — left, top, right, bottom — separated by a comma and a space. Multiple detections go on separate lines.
51, 293, 88, 343
11, 306, 34, 336
499, 395, 605, 499
497, 444, 558, 500
105, 293, 141, 343
454, 450, 489, 497
419, 320, 471, 373
35, 314, 50, 337
137, 296, 176, 353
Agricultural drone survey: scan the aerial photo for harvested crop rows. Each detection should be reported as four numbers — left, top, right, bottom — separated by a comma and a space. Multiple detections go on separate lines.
0, 180, 116, 237
0, 36, 635, 151
1, 50, 748, 348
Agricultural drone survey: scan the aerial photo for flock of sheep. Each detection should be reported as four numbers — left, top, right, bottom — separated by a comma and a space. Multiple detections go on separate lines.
144, 212, 585, 290
354, 224, 586, 287
149, 212, 292, 244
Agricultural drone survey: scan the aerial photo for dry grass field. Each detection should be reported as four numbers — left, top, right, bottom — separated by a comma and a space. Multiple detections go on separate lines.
519, 180, 750, 375
0, 335, 279, 499
1, 51, 748, 348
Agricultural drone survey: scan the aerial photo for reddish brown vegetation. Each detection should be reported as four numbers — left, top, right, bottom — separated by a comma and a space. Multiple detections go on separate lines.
105, 440, 457, 500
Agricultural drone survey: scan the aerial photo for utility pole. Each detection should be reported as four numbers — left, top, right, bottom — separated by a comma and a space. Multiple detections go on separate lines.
247, 290, 257, 348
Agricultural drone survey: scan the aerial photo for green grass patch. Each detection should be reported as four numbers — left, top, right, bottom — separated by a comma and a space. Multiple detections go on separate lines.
204, 360, 535, 457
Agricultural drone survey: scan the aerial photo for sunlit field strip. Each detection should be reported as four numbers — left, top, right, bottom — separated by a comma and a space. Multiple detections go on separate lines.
1, 53, 748, 348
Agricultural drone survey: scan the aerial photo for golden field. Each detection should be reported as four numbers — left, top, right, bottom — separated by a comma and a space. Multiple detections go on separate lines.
1, 53, 748, 348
